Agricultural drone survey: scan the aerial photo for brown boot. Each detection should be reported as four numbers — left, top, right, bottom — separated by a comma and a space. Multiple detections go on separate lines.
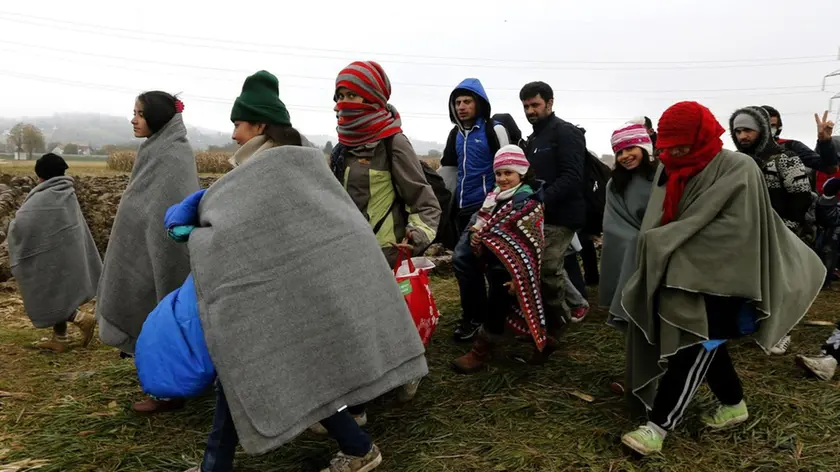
72, 311, 96, 347
33, 334, 69, 353
132, 396, 186, 414
526, 336, 558, 365
452, 331, 495, 374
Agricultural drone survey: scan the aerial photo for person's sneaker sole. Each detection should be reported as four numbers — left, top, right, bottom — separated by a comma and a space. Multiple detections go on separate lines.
795, 356, 834, 381
621, 434, 659, 456
703, 412, 749, 430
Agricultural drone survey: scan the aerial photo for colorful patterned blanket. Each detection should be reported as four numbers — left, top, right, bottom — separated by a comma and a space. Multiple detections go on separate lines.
473, 197, 547, 350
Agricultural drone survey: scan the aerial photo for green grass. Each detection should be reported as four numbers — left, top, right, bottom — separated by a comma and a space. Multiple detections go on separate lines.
1, 278, 840, 471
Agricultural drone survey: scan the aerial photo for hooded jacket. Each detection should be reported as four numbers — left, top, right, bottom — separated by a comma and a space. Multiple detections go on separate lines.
729, 106, 812, 233
440, 79, 510, 211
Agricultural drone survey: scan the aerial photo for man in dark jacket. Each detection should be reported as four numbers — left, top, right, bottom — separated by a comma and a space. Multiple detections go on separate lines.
442, 78, 512, 341
520, 81, 586, 355
762, 105, 838, 173
730, 106, 813, 234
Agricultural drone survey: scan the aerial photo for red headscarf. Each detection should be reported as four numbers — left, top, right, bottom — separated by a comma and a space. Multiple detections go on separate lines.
656, 101, 725, 225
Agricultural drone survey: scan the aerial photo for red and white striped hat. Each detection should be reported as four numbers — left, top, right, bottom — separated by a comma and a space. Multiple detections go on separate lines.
611, 121, 654, 157
493, 144, 530, 175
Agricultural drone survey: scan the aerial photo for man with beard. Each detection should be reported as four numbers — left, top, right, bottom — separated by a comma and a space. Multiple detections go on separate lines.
519, 81, 586, 362
730, 106, 812, 234
730, 105, 813, 356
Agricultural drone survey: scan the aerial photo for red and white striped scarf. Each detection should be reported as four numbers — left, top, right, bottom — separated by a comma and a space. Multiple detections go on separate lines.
335, 61, 403, 147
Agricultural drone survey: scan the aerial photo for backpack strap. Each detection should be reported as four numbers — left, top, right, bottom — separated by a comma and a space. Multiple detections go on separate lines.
372, 136, 400, 235
484, 117, 501, 154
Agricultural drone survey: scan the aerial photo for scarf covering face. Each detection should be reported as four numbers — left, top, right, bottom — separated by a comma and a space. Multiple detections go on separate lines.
656, 101, 725, 225
334, 61, 403, 147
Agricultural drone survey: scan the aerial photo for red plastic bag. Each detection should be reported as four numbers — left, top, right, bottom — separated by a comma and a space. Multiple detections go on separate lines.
394, 250, 440, 347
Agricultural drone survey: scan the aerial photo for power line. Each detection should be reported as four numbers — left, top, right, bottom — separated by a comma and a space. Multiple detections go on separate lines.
0, 69, 827, 124
1, 10, 834, 66
0, 40, 829, 95
0, 12, 836, 71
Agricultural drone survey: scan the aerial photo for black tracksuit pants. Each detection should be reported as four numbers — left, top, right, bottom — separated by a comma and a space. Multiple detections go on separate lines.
648, 295, 746, 430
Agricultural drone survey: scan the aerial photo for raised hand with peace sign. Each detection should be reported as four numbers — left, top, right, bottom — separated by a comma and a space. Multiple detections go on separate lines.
816, 111, 835, 142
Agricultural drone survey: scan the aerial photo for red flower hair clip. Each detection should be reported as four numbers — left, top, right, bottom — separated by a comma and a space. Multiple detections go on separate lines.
174, 99, 185, 113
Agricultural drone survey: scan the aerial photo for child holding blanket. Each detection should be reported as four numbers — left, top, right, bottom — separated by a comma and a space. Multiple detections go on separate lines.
452, 145, 548, 374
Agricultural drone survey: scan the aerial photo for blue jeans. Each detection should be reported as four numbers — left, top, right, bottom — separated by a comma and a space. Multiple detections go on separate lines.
453, 229, 487, 325
201, 383, 372, 471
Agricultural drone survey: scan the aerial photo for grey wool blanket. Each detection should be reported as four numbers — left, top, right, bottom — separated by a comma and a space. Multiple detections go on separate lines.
188, 145, 428, 454
8, 176, 102, 328
96, 114, 200, 353
621, 150, 825, 409
599, 174, 654, 325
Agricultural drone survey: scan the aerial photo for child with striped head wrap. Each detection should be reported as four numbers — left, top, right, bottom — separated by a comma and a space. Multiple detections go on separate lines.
334, 61, 403, 147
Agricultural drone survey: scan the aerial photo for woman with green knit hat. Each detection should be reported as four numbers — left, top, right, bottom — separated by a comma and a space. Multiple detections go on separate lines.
182, 70, 401, 472
227, 70, 309, 166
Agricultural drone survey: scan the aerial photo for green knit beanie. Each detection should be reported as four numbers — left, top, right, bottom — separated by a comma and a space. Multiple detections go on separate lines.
230, 70, 292, 126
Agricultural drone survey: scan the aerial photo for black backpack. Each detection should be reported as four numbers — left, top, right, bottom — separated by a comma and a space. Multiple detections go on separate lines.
372, 137, 453, 251
582, 149, 612, 235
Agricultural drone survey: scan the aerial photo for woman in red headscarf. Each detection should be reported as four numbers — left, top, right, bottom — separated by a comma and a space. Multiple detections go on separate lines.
618, 102, 824, 456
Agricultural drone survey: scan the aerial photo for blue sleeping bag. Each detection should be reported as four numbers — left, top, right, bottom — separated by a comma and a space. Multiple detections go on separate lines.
135, 274, 215, 398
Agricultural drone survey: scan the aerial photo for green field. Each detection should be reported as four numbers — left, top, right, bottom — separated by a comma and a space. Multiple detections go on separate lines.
1, 276, 840, 471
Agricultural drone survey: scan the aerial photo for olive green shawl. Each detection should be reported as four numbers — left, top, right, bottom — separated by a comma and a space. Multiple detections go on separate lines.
621, 149, 824, 409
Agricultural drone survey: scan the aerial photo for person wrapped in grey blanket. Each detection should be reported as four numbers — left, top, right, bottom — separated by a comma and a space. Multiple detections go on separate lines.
95, 91, 200, 414
174, 69, 427, 472
95, 93, 200, 356
7, 153, 99, 353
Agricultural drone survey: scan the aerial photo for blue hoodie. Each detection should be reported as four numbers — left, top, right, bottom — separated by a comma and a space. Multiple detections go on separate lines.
441, 78, 507, 210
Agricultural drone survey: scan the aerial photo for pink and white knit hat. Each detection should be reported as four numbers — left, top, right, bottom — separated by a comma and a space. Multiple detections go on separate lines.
493, 144, 530, 175
611, 121, 654, 157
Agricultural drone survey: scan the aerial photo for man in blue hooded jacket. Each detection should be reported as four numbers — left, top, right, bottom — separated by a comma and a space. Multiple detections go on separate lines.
440, 78, 511, 341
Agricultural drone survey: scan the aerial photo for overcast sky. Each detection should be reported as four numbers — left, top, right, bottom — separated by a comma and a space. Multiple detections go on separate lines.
0, 0, 838, 155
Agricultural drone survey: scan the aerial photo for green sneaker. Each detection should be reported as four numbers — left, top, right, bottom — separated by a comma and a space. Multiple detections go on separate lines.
621, 425, 664, 456
701, 400, 749, 429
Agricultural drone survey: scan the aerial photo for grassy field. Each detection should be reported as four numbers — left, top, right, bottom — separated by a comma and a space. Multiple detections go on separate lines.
1, 276, 840, 472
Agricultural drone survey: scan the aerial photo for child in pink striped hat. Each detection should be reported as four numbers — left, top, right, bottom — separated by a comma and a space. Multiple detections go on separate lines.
453, 145, 549, 374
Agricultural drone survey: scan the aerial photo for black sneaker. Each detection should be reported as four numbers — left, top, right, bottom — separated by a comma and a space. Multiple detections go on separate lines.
453, 321, 482, 342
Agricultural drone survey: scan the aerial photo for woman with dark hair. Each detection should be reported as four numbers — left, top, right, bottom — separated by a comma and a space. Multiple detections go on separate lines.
600, 120, 658, 322
96, 90, 200, 413
599, 120, 657, 401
